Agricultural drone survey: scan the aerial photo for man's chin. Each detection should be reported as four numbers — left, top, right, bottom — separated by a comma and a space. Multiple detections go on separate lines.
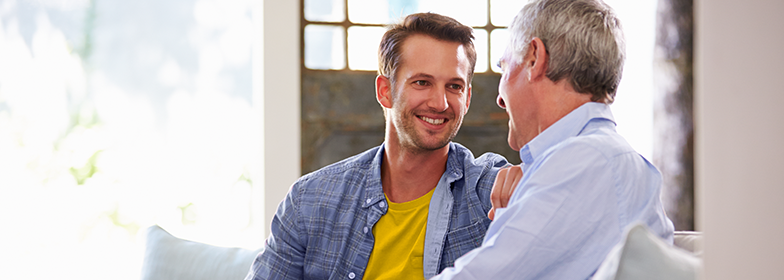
407, 137, 451, 153
508, 134, 521, 151
398, 121, 459, 153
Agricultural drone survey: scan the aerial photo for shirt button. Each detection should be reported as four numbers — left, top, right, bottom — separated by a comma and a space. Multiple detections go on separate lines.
363, 227, 369, 234
366, 198, 371, 204
348, 272, 356, 279
379, 201, 386, 208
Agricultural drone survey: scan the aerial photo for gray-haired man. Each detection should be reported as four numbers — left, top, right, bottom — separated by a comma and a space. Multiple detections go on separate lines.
432, 0, 674, 279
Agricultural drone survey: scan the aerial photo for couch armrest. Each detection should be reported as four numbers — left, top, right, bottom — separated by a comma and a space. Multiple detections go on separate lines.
674, 231, 704, 257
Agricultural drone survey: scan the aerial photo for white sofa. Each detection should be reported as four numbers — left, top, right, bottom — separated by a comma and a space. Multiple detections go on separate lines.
592, 224, 703, 280
141, 224, 703, 280
140, 225, 261, 280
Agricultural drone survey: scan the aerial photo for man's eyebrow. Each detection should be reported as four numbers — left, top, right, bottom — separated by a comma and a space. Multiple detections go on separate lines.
497, 58, 507, 69
449, 77, 467, 85
407, 73, 466, 84
405, 73, 433, 82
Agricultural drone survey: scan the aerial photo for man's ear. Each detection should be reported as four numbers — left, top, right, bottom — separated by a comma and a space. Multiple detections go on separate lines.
376, 75, 393, 109
527, 37, 548, 81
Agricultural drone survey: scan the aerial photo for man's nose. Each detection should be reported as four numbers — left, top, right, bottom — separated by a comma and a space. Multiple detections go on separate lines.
497, 94, 507, 109
428, 87, 449, 112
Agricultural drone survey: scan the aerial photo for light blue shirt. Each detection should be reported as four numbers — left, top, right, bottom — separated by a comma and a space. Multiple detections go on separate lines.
431, 102, 674, 280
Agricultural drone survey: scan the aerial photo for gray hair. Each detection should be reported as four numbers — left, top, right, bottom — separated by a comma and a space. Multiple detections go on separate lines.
509, 0, 625, 103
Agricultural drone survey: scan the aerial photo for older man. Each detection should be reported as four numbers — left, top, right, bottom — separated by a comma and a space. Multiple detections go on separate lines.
432, 0, 674, 279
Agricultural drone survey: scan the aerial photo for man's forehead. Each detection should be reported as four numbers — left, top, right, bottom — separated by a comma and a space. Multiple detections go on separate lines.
397, 36, 471, 80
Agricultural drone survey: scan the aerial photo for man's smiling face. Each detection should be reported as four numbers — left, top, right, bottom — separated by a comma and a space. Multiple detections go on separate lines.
388, 34, 472, 153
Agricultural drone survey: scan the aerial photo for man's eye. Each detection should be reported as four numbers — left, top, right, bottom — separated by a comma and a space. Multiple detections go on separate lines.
414, 80, 428, 86
449, 84, 463, 91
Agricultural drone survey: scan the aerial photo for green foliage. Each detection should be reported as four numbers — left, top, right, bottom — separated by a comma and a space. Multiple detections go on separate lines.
105, 205, 141, 237
178, 203, 197, 225
69, 150, 102, 185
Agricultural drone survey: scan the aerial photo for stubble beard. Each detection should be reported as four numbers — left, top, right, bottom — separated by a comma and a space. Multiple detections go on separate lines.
392, 104, 462, 155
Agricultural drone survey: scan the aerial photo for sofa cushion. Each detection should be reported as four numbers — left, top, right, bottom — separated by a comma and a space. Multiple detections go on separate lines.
141, 225, 262, 280
673, 231, 704, 257
592, 224, 702, 280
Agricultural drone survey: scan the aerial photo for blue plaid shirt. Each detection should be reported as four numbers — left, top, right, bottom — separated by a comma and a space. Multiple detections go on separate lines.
246, 142, 508, 280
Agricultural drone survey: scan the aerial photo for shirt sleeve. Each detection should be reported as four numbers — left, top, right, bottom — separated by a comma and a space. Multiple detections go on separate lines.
245, 182, 306, 280
430, 142, 624, 280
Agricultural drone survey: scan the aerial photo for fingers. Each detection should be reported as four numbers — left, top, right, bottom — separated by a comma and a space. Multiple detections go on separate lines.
501, 165, 523, 208
489, 165, 524, 220
490, 167, 509, 213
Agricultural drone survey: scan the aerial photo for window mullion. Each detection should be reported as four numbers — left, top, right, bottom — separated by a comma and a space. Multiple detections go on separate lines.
343, 0, 350, 71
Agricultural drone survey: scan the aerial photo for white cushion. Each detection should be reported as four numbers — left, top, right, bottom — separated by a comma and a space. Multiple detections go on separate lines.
673, 231, 704, 257
141, 225, 262, 280
592, 224, 703, 280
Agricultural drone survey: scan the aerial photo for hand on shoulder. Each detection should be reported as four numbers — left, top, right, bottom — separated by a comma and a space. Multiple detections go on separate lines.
488, 165, 523, 220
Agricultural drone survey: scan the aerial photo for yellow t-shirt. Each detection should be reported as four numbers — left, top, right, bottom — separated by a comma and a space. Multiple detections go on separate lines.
364, 188, 435, 280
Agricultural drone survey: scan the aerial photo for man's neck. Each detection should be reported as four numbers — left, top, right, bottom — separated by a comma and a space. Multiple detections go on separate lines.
536, 79, 593, 132
381, 142, 449, 203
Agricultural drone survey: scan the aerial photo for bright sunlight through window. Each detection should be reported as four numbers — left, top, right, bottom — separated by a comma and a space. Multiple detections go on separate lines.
0, 0, 260, 279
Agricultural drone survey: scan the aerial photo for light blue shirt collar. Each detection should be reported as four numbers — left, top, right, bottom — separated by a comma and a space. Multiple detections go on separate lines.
520, 102, 615, 165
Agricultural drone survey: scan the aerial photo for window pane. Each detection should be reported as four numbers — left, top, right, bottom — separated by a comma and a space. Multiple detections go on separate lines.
490, 28, 508, 73
419, 0, 487, 27
305, 0, 346, 22
347, 26, 386, 71
347, 0, 486, 26
491, 0, 526, 26
305, 24, 346, 70
473, 29, 488, 73
1, 0, 261, 278
348, 0, 393, 24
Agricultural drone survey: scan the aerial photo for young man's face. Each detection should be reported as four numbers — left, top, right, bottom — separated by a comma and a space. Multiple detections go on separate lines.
388, 34, 472, 153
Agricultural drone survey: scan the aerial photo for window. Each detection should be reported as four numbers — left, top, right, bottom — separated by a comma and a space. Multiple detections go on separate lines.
0, 0, 261, 279
302, 0, 527, 73
299, 0, 657, 172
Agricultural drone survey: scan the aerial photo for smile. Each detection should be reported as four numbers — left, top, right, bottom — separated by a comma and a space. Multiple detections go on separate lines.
419, 116, 445, 125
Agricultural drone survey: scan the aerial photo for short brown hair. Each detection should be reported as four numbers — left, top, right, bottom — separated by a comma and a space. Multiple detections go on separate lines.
378, 13, 477, 88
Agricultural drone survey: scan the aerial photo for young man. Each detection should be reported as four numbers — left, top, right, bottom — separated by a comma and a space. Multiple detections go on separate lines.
431, 0, 675, 279
245, 13, 509, 280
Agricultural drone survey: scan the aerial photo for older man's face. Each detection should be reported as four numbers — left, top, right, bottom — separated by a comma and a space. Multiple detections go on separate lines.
497, 46, 539, 151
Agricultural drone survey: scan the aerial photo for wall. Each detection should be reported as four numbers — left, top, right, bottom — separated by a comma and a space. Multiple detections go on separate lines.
300, 71, 520, 175
254, 0, 301, 237
696, 0, 784, 278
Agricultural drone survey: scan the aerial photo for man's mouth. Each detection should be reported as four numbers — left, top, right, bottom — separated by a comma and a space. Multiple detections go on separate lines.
418, 115, 445, 125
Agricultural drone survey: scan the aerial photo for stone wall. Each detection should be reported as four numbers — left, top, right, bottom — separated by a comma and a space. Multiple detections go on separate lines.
301, 71, 520, 175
